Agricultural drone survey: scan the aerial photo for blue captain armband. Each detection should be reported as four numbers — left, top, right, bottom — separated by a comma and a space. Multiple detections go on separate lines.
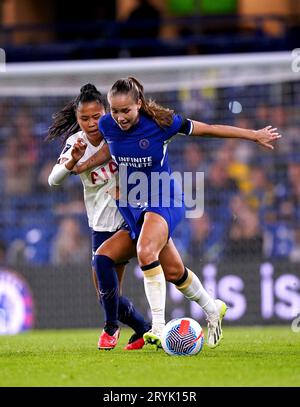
179, 118, 193, 135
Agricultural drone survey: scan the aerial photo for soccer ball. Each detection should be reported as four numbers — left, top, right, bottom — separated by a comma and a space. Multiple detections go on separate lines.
161, 318, 204, 356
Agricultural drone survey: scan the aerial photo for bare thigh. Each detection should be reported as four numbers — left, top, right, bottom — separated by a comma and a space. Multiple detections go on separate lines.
96, 229, 136, 263
137, 212, 169, 266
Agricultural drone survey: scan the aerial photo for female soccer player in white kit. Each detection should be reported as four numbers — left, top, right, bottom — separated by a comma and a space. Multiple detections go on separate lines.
48, 84, 151, 350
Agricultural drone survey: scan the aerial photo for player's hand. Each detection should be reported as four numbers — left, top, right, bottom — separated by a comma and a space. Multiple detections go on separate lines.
71, 137, 87, 162
254, 126, 282, 150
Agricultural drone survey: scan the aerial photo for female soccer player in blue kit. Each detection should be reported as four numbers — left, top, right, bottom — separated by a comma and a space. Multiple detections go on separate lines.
47, 84, 222, 351
79, 77, 281, 349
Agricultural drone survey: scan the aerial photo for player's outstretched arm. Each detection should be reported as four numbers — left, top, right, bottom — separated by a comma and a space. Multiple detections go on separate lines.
75, 142, 111, 174
190, 120, 281, 150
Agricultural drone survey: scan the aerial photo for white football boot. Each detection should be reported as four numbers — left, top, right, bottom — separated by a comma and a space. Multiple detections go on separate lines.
206, 299, 228, 348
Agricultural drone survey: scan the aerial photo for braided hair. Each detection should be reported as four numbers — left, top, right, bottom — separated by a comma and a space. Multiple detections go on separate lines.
47, 83, 107, 143
108, 77, 174, 127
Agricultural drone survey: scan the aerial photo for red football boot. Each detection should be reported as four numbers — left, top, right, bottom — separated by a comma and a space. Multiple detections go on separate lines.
124, 333, 145, 350
98, 328, 120, 350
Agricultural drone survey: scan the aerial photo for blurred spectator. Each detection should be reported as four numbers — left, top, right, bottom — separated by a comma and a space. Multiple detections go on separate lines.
53, 190, 86, 216
259, 160, 300, 261
180, 88, 216, 123
290, 228, 300, 263
225, 195, 263, 260
36, 160, 58, 194
262, 197, 295, 261
5, 220, 56, 266
1, 108, 39, 197
287, 162, 300, 212
50, 217, 90, 265
0, 101, 11, 146
1, 138, 35, 196
276, 161, 300, 224
247, 166, 276, 220
269, 105, 288, 130
54, 0, 116, 42
120, 0, 161, 57
15, 108, 39, 164
177, 26, 200, 56
205, 158, 238, 223
6, 239, 27, 267
254, 103, 270, 129
0, 241, 7, 267
263, 218, 294, 260
191, 159, 240, 262
183, 141, 207, 172
50, 172, 86, 216
215, 139, 253, 195
175, 140, 208, 179
187, 213, 224, 264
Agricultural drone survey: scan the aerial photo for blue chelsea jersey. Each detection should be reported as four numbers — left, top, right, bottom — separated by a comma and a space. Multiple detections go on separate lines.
99, 112, 186, 239
99, 112, 183, 174
99, 113, 184, 205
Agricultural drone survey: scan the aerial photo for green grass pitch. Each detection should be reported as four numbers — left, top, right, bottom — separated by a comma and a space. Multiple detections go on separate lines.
0, 326, 299, 387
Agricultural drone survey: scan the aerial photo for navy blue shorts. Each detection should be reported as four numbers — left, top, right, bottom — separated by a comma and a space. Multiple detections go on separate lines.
92, 230, 117, 254
116, 200, 185, 241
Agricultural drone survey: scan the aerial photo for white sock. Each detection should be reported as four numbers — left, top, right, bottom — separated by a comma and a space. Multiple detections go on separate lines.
176, 268, 217, 318
143, 264, 166, 329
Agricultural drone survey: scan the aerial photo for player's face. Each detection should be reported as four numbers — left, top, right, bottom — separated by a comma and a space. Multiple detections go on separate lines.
109, 94, 142, 131
76, 101, 105, 145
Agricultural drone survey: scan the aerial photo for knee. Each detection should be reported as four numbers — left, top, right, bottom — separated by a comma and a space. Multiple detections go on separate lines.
95, 245, 106, 256
137, 242, 157, 267
95, 243, 115, 260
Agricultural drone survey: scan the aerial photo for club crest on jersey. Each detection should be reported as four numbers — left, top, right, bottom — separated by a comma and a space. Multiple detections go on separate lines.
139, 139, 150, 149
0, 269, 34, 334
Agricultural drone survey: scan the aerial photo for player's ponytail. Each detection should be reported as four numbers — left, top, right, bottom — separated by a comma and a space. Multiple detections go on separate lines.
47, 83, 107, 143
47, 99, 79, 142
108, 77, 174, 127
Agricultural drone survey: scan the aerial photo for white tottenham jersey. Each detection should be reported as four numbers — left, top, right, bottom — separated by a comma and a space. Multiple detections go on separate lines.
57, 131, 123, 232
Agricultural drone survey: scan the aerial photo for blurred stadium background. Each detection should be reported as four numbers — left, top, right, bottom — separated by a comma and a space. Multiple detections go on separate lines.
0, 0, 299, 334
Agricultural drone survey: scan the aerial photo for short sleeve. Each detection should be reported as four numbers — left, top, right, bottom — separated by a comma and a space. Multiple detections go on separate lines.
163, 114, 184, 141
58, 139, 74, 162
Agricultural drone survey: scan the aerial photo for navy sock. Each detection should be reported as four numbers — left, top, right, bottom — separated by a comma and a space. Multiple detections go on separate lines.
94, 254, 119, 329
118, 296, 151, 336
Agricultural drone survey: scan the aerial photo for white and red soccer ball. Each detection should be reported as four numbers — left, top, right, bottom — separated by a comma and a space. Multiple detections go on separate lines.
161, 318, 204, 356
